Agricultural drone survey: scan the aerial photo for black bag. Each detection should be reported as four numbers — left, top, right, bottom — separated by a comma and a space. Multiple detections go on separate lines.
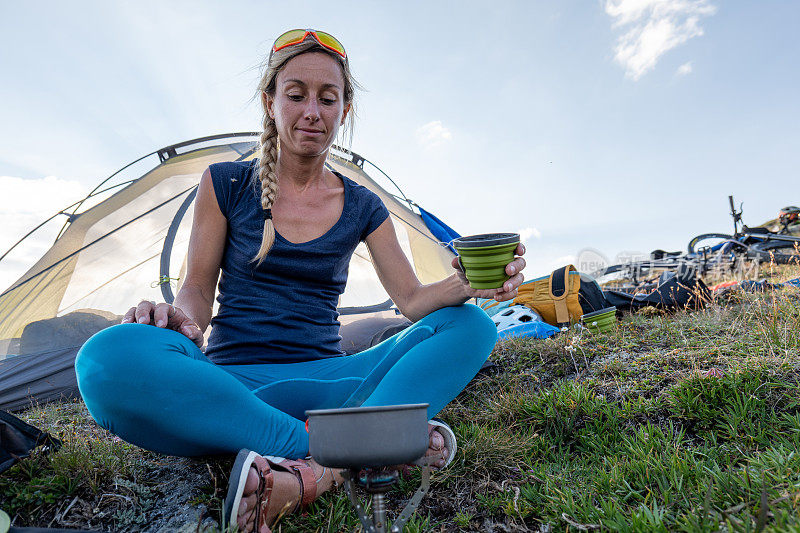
604, 271, 711, 312
0, 409, 61, 474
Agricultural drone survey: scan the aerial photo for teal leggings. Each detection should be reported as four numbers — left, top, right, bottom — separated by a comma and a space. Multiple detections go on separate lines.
75, 304, 496, 459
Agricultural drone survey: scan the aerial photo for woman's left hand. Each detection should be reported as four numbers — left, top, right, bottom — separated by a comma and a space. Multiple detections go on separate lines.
451, 243, 526, 302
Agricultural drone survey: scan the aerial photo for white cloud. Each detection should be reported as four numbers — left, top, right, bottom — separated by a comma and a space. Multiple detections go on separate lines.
518, 227, 542, 241
676, 61, 693, 76
415, 121, 452, 148
0, 175, 86, 217
0, 175, 87, 291
605, 0, 716, 80
547, 255, 577, 271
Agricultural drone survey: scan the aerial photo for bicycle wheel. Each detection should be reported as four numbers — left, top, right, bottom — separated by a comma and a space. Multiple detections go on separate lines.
748, 241, 800, 265
687, 233, 733, 254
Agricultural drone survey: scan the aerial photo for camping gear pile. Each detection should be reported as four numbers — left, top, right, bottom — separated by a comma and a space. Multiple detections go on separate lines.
472, 195, 797, 343
471, 202, 792, 338
481, 264, 612, 338
479, 263, 711, 340
592, 196, 800, 288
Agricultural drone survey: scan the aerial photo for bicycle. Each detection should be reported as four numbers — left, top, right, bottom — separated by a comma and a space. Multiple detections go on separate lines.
687, 196, 800, 265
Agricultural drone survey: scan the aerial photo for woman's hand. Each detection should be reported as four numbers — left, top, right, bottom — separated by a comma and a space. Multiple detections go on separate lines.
451, 243, 526, 302
121, 301, 205, 347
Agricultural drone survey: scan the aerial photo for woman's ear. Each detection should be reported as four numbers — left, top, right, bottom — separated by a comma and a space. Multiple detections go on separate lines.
340, 102, 352, 125
263, 91, 275, 120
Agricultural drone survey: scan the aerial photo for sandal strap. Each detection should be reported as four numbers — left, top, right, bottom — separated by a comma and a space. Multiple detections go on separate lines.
251, 455, 274, 532
278, 459, 318, 508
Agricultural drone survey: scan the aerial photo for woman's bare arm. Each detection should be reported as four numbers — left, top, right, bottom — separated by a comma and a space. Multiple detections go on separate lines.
364, 217, 467, 322
365, 217, 525, 322
173, 167, 227, 332
121, 168, 226, 345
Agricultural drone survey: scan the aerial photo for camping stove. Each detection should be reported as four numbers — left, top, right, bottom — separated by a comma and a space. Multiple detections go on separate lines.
341, 463, 431, 533
305, 404, 433, 533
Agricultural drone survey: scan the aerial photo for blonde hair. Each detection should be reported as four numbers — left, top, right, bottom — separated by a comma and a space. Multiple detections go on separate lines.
252, 35, 357, 264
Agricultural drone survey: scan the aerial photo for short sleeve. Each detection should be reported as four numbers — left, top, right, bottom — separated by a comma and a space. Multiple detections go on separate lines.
208, 162, 234, 218
360, 190, 391, 241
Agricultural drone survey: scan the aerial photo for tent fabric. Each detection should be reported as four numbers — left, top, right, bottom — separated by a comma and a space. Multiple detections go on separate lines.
418, 206, 461, 254
339, 315, 412, 354
0, 347, 82, 412
0, 135, 458, 412
0, 311, 118, 412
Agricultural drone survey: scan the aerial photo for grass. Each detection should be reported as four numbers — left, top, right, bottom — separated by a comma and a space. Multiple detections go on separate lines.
3, 264, 800, 531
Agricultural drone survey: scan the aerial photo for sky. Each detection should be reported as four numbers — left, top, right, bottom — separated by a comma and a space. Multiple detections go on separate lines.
1, 0, 799, 290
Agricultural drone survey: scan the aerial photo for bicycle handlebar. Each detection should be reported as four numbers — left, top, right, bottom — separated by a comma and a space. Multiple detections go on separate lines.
728, 195, 743, 236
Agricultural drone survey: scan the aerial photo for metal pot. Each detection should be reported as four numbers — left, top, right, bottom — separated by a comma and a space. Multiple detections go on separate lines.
306, 404, 429, 469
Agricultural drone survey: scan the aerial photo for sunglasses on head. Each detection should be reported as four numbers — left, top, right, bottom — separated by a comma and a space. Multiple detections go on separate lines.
272, 29, 346, 59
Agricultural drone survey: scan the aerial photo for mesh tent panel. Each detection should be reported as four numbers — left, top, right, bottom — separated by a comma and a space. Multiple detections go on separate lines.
0, 145, 248, 356
58, 179, 196, 315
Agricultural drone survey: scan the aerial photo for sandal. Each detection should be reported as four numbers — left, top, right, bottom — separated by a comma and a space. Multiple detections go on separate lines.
223, 450, 320, 533
224, 449, 274, 533
272, 458, 319, 510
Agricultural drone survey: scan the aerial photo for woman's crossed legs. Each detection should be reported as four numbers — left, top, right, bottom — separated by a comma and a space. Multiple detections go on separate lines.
75, 303, 496, 459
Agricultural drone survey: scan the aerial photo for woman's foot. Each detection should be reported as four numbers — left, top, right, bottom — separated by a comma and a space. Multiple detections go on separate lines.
399, 421, 455, 475
426, 424, 449, 468
234, 456, 342, 532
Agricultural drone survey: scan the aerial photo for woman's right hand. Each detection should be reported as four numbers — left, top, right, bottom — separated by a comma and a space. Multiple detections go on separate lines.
121, 301, 205, 348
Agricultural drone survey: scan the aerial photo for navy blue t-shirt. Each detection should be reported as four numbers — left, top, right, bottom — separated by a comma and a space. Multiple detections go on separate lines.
204, 159, 390, 365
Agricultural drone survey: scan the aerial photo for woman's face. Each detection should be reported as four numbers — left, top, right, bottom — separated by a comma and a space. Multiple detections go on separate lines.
265, 52, 350, 158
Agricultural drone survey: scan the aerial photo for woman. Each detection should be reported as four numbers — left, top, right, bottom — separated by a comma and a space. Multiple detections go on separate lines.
75, 29, 525, 532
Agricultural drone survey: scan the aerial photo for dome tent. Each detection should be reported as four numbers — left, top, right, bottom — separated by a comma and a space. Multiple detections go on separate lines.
0, 133, 459, 412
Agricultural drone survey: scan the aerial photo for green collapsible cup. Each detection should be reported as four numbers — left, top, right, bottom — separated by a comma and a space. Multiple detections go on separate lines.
453, 233, 520, 289
580, 306, 617, 333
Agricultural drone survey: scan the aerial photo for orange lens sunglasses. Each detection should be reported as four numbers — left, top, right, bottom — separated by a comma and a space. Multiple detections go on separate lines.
272, 29, 346, 59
